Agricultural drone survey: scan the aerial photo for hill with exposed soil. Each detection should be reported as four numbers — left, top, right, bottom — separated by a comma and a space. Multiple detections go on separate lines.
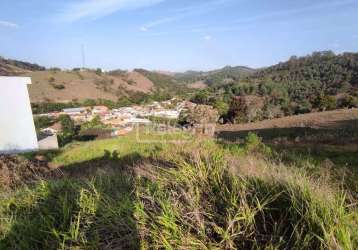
0, 56, 45, 75
25, 70, 155, 103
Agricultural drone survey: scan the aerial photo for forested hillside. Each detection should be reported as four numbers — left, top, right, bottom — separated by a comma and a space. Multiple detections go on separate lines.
191, 51, 358, 123
174, 66, 255, 87
249, 51, 358, 94
134, 69, 194, 97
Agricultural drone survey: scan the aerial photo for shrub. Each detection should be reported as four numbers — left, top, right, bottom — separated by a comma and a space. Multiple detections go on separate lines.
338, 95, 358, 108
95, 68, 102, 76
179, 104, 219, 126
34, 116, 55, 130
315, 94, 337, 111
51, 83, 65, 90
48, 76, 55, 83
244, 132, 272, 155
80, 115, 107, 133
58, 114, 76, 146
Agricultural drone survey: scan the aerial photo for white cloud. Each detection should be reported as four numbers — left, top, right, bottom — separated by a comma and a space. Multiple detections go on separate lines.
60, 0, 167, 22
138, 0, 235, 32
189, 0, 357, 34
204, 35, 212, 41
140, 26, 148, 32
0, 21, 18, 28
140, 16, 180, 32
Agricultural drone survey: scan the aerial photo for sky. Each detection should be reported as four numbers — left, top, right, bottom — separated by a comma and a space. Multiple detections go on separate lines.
0, 0, 358, 72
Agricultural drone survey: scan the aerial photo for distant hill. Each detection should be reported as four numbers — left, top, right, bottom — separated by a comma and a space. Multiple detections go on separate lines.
26, 69, 155, 103
0, 56, 188, 103
0, 56, 46, 75
190, 51, 358, 123
247, 51, 358, 93
134, 69, 193, 95
174, 66, 256, 88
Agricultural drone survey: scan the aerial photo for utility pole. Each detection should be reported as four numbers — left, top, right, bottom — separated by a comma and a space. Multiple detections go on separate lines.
81, 44, 86, 70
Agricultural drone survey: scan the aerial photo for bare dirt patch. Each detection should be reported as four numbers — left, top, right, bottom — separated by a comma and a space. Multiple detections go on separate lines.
188, 81, 207, 89
216, 108, 358, 145
0, 155, 59, 189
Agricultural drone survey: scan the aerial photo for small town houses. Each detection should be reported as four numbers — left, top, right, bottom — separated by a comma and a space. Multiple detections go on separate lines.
39, 98, 187, 137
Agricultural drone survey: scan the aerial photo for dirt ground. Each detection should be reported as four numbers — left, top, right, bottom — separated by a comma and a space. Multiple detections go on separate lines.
216, 108, 358, 144
0, 155, 60, 190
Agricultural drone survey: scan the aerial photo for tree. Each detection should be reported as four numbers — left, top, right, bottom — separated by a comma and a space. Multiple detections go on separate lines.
338, 95, 358, 108
190, 90, 210, 104
179, 104, 219, 136
80, 115, 107, 133
179, 104, 219, 126
96, 68, 103, 75
314, 95, 336, 111
58, 114, 76, 146
213, 100, 229, 117
226, 96, 264, 123
227, 97, 248, 124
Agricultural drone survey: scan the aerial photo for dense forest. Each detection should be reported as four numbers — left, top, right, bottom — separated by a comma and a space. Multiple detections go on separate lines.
191, 51, 358, 123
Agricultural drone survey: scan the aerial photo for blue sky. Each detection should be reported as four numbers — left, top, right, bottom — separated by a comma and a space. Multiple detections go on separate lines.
0, 0, 358, 71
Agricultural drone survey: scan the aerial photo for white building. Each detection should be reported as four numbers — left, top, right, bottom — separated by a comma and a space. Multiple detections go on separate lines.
0, 77, 39, 153
63, 107, 87, 116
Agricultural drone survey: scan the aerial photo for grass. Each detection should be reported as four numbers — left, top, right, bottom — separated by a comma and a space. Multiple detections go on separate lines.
270, 144, 358, 201
0, 132, 357, 249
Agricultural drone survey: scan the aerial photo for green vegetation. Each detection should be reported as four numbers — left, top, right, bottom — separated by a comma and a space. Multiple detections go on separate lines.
80, 115, 108, 133
146, 116, 178, 126
134, 69, 195, 98
190, 51, 358, 123
58, 114, 76, 146
174, 66, 255, 87
0, 132, 356, 249
51, 83, 65, 90
95, 68, 102, 76
34, 116, 56, 131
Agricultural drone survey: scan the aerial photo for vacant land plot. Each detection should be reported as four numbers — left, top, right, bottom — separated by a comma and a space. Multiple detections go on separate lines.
216, 108, 358, 144
0, 132, 356, 249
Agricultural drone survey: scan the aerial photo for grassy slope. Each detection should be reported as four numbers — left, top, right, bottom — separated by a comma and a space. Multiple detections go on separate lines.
0, 132, 357, 249
26, 70, 155, 103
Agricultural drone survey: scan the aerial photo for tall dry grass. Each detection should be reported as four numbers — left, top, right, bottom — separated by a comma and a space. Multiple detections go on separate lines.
0, 133, 356, 249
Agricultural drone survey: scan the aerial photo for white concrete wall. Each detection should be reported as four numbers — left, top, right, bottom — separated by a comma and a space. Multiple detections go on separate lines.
0, 77, 39, 154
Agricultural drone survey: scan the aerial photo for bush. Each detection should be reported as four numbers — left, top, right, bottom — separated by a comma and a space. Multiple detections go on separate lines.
244, 132, 272, 155
179, 104, 219, 126
80, 115, 107, 133
338, 95, 358, 108
34, 116, 55, 130
95, 68, 102, 76
48, 76, 55, 83
58, 115, 76, 146
315, 95, 336, 111
51, 83, 65, 90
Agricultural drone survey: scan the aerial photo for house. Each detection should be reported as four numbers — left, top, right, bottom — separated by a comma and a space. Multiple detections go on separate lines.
41, 122, 62, 136
0, 77, 39, 153
63, 107, 87, 116
125, 117, 152, 125
92, 106, 109, 115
